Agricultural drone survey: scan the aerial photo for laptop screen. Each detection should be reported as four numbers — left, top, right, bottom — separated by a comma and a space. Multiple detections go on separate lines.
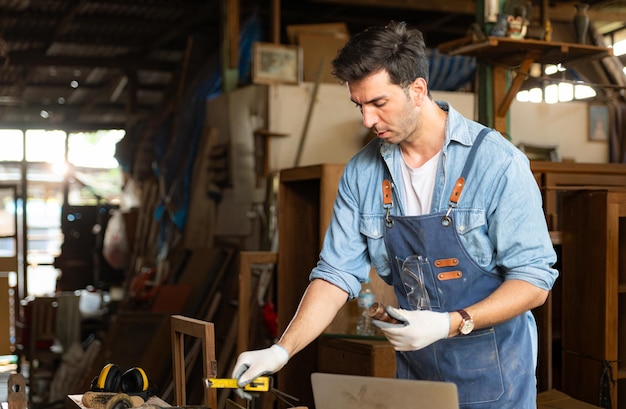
311, 372, 459, 409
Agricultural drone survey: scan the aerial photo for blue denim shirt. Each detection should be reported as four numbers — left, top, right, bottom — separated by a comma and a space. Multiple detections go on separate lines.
310, 101, 558, 300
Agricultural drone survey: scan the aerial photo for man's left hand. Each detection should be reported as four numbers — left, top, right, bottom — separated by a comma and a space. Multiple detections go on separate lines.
372, 306, 450, 351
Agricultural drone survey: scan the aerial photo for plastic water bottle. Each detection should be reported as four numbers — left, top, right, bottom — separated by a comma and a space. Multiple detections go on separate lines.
356, 278, 376, 336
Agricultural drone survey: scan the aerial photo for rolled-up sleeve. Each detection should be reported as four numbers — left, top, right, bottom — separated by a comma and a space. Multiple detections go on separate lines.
309, 165, 373, 300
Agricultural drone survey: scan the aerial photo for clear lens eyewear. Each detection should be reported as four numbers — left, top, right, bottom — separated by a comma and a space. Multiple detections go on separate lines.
396, 255, 432, 310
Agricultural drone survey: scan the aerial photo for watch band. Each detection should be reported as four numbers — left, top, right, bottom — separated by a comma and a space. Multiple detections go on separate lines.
457, 309, 471, 321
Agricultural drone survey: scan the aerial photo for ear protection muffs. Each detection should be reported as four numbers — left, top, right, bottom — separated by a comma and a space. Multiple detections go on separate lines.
91, 363, 122, 392
120, 367, 150, 396
91, 364, 157, 400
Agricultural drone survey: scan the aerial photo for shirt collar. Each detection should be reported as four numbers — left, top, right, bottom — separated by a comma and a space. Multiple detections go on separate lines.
378, 100, 472, 157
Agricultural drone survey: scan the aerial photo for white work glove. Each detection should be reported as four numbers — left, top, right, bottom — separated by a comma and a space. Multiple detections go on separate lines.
231, 344, 289, 400
372, 305, 450, 351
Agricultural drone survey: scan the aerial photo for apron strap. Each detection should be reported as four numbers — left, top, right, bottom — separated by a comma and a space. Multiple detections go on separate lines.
447, 127, 492, 208
442, 127, 492, 226
382, 179, 394, 227
382, 127, 493, 227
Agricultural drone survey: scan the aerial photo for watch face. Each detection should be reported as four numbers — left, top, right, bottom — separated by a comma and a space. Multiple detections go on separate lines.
460, 320, 474, 335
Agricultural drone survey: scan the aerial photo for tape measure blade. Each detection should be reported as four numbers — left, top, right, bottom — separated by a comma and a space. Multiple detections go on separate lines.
205, 377, 270, 392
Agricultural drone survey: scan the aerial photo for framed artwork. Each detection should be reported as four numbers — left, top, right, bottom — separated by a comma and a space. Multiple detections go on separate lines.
252, 42, 301, 85
588, 104, 609, 142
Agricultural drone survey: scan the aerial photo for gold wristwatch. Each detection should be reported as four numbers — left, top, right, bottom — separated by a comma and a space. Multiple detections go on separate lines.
456, 309, 474, 335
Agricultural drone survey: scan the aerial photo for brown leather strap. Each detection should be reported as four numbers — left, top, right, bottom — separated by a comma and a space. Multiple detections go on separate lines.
448, 177, 465, 206
434, 258, 459, 268
437, 271, 463, 281
382, 179, 392, 206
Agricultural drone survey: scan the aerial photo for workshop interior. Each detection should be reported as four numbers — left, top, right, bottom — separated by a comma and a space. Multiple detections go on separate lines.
2, 0, 626, 409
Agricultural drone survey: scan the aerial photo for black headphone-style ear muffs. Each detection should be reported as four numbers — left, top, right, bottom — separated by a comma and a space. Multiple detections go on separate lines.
120, 367, 147, 393
90, 364, 157, 401
91, 363, 122, 392
121, 367, 157, 400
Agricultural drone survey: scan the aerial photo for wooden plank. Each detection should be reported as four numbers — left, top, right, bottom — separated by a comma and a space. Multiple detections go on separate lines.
492, 66, 508, 135
496, 53, 538, 118
227, 0, 239, 69
182, 128, 219, 250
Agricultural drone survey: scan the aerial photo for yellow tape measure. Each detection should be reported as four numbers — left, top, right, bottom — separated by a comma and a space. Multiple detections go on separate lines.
203, 377, 270, 392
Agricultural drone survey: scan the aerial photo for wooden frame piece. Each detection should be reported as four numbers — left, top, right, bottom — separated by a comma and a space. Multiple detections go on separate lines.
171, 315, 217, 409
252, 42, 301, 85
237, 251, 278, 356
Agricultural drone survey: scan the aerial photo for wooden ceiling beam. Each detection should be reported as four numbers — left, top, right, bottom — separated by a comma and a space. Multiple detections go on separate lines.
3, 32, 187, 52
8, 49, 177, 72
549, 2, 626, 23
310, 0, 626, 26
309, 0, 477, 15
0, 80, 166, 92
0, 119, 128, 132
145, 2, 219, 54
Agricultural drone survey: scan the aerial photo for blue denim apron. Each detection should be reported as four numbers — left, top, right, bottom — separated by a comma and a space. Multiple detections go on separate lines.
382, 128, 536, 408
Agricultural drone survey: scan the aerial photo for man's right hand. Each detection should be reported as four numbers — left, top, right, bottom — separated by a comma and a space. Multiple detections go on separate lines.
231, 344, 289, 400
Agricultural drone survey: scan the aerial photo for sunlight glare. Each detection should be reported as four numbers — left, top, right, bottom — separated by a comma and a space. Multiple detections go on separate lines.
544, 84, 558, 104
529, 88, 543, 103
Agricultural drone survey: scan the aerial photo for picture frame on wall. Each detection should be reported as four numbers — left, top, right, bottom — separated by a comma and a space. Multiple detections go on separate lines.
252, 42, 302, 85
588, 104, 609, 142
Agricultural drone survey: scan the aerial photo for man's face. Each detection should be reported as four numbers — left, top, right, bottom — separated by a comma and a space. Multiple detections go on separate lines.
348, 70, 418, 145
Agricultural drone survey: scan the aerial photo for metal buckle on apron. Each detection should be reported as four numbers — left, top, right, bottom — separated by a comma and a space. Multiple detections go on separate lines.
382, 179, 394, 228
442, 177, 465, 227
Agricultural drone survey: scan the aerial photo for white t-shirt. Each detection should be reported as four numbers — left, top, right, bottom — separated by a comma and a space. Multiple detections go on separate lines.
401, 151, 441, 216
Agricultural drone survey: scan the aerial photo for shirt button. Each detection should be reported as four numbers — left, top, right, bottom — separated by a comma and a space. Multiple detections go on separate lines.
373, 229, 378, 236
459, 225, 465, 231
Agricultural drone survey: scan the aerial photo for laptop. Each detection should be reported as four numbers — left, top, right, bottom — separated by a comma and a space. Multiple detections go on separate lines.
311, 372, 459, 409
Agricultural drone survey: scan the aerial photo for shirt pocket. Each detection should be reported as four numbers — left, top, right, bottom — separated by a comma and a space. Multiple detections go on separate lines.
453, 208, 493, 265
359, 214, 391, 283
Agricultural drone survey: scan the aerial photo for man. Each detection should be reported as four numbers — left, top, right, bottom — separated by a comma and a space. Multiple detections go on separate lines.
232, 21, 558, 408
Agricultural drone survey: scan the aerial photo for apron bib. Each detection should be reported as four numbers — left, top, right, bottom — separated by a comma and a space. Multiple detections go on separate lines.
382, 129, 536, 408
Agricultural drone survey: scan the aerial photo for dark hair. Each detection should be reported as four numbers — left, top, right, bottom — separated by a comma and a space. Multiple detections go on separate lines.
331, 21, 429, 88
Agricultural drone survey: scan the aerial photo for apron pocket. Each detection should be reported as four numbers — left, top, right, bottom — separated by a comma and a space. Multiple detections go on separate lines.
420, 260, 442, 309
437, 329, 504, 405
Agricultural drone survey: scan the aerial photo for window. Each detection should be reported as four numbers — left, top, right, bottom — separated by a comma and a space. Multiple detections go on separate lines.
516, 63, 597, 104
0, 128, 125, 296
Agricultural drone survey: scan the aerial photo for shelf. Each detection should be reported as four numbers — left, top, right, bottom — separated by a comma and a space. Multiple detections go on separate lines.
438, 35, 613, 68
438, 35, 613, 133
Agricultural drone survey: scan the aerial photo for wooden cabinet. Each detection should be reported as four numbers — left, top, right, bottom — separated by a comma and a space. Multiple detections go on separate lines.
531, 161, 626, 393
532, 161, 626, 236
318, 336, 396, 378
276, 164, 346, 409
561, 190, 626, 408
277, 164, 396, 408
